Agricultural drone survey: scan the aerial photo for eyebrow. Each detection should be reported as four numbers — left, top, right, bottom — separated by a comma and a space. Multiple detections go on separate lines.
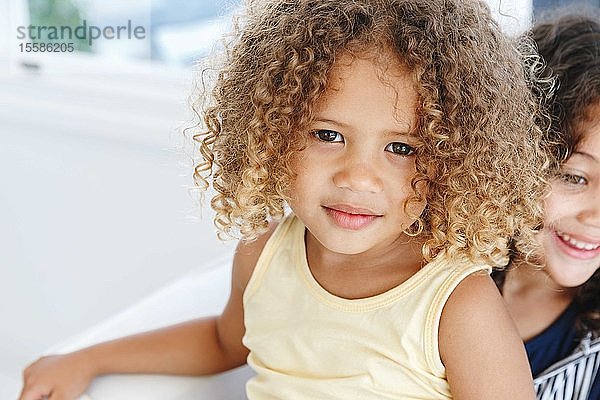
314, 117, 412, 137
314, 118, 350, 128
572, 150, 599, 163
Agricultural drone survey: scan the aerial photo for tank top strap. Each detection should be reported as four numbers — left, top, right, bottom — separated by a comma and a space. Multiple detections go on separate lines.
243, 214, 301, 305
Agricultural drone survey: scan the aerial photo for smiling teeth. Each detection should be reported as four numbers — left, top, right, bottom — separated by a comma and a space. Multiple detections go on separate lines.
557, 231, 600, 251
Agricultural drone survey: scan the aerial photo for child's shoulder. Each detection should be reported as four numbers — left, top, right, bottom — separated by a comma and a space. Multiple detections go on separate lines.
438, 272, 535, 398
439, 271, 510, 340
232, 221, 280, 292
442, 271, 503, 323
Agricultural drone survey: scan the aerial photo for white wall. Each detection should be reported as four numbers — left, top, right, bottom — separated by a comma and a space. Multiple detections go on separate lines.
0, 0, 9, 68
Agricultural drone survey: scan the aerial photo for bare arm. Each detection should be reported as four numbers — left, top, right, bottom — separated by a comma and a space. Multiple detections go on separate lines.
440, 272, 535, 400
19, 316, 243, 400
20, 224, 276, 400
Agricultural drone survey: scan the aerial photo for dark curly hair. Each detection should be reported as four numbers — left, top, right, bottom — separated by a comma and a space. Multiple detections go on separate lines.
494, 14, 600, 337
192, 0, 550, 269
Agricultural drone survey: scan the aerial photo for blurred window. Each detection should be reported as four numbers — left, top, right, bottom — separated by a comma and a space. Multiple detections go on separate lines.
15, 0, 240, 71
534, 0, 600, 17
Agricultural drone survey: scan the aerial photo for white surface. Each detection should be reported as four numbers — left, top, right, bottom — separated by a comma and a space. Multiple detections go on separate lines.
48, 256, 234, 354
48, 257, 253, 400
0, 373, 22, 400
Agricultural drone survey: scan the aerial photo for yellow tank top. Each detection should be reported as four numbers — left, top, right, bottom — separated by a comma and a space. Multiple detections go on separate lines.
242, 214, 491, 399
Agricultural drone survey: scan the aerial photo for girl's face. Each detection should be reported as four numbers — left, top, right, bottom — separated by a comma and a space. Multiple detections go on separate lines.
539, 107, 600, 288
287, 52, 426, 256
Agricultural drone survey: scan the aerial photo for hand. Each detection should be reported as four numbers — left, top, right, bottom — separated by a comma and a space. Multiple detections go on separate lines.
19, 352, 96, 400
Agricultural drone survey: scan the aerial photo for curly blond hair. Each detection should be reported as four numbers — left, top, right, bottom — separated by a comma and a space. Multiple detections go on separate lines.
192, 0, 550, 268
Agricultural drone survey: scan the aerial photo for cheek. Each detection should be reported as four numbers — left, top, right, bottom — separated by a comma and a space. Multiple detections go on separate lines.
388, 177, 426, 221
289, 151, 310, 182
292, 143, 323, 172
543, 183, 569, 223
288, 152, 323, 200
535, 228, 553, 259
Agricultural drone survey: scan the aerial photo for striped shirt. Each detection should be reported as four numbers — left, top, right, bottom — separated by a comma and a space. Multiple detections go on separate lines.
523, 301, 600, 400
533, 334, 600, 399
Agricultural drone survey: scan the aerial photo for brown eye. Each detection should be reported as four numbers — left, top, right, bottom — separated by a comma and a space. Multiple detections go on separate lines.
385, 142, 415, 156
559, 172, 587, 186
313, 130, 343, 142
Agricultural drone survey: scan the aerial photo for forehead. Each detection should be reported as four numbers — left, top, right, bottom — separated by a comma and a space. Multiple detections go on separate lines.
578, 103, 600, 146
575, 128, 600, 160
570, 103, 600, 163
315, 52, 417, 130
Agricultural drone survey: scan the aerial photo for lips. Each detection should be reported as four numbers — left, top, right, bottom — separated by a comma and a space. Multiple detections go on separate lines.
553, 230, 600, 260
557, 231, 600, 250
323, 204, 382, 230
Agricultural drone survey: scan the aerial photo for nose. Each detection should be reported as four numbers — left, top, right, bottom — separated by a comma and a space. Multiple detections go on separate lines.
578, 200, 600, 228
577, 186, 600, 228
332, 152, 383, 193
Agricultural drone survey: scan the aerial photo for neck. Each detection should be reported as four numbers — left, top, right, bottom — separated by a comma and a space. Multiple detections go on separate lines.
304, 230, 426, 299
305, 229, 426, 273
502, 258, 576, 341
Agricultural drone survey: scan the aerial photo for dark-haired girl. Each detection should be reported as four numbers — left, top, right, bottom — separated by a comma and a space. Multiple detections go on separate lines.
496, 14, 600, 400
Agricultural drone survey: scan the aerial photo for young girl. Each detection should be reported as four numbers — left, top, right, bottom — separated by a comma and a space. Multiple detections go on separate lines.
20, 0, 548, 399
495, 14, 600, 399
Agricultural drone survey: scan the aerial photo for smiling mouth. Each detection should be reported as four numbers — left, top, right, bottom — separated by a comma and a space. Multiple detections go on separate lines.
556, 231, 600, 251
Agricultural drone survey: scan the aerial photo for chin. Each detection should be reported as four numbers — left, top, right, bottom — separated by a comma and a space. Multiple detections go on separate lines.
316, 237, 374, 255
546, 262, 599, 289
